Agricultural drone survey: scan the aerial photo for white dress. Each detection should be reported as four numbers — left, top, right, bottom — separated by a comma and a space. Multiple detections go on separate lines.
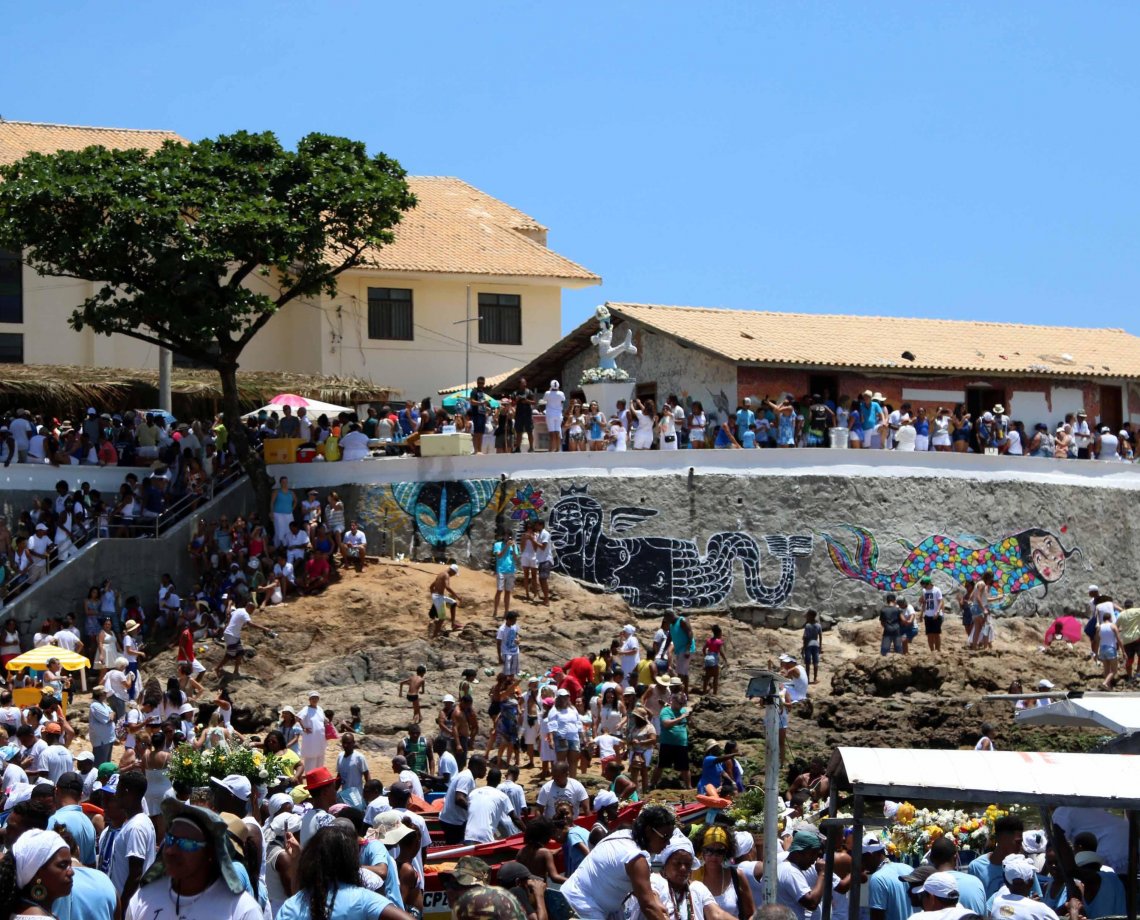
632, 412, 654, 450
659, 414, 678, 450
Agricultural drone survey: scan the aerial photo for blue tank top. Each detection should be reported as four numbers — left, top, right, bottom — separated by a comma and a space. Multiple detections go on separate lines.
272, 489, 293, 513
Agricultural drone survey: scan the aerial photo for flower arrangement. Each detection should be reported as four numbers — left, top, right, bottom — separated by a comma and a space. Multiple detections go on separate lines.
167, 742, 286, 789
887, 802, 1009, 858
727, 786, 766, 832
580, 366, 631, 384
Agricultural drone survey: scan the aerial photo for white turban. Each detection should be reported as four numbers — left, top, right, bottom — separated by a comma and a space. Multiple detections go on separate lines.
13, 829, 68, 889
661, 829, 699, 870
735, 831, 756, 860
1021, 829, 1048, 855
1002, 854, 1037, 883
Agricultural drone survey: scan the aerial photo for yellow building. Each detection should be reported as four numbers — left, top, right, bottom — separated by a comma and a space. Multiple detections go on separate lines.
0, 120, 601, 401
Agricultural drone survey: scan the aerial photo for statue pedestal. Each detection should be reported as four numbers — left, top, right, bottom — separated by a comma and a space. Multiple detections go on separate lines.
582, 380, 635, 420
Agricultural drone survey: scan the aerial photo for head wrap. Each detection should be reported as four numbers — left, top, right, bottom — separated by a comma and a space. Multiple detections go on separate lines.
734, 831, 756, 860
702, 825, 730, 849
1002, 854, 1037, 883
13, 829, 68, 889
661, 830, 699, 869
1021, 829, 1048, 855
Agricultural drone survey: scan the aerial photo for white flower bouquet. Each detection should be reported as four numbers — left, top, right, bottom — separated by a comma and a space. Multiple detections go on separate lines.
580, 366, 631, 384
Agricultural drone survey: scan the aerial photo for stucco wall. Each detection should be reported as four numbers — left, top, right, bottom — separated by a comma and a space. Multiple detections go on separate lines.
15, 265, 564, 404
562, 321, 738, 420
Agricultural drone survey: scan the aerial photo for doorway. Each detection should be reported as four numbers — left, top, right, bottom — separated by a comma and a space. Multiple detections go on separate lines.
1099, 385, 1123, 429
809, 374, 840, 404
966, 387, 1005, 420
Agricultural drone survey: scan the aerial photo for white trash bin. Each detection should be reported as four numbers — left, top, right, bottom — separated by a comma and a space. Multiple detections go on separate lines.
829, 427, 850, 449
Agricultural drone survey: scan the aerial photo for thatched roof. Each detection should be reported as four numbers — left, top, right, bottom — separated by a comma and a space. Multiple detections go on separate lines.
0, 365, 398, 415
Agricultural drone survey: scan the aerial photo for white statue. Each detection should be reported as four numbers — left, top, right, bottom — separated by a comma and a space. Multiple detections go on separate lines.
590, 305, 637, 371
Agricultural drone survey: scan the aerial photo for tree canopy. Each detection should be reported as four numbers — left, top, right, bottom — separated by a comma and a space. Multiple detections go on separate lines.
0, 130, 416, 368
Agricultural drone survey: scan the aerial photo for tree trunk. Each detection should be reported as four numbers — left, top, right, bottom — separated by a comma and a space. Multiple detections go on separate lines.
218, 359, 272, 525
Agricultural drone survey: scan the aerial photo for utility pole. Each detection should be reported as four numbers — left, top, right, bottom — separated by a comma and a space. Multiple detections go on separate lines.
158, 347, 172, 413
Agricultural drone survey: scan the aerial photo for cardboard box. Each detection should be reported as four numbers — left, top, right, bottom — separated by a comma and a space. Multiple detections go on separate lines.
419, 433, 474, 457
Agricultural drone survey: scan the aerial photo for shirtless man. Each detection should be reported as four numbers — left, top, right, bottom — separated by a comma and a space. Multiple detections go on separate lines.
428, 563, 462, 638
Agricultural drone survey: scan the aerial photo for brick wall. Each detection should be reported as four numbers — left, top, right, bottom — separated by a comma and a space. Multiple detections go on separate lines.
735, 366, 1114, 427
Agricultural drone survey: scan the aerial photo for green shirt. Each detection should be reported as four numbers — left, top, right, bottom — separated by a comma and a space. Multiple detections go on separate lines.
659, 704, 689, 747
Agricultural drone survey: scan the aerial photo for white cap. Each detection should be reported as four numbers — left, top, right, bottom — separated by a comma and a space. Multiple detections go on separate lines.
86, 408, 96, 415
1037, 679, 1054, 690
743, 397, 752, 403
308, 689, 321, 698
555, 688, 570, 697
622, 624, 636, 635
550, 380, 560, 390
448, 564, 459, 574
918, 871, 960, 899
862, 833, 886, 854
178, 702, 196, 715
1088, 585, 1099, 594
442, 694, 456, 703
210, 774, 251, 802
1101, 426, 1112, 433
778, 653, 798, 664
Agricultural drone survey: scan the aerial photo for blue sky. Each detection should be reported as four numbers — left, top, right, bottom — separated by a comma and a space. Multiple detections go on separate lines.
5, 3, 1140, 335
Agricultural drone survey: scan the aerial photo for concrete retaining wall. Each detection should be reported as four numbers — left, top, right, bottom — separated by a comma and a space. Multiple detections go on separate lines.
3, 480, 254, 643
328, 462, 1136, 626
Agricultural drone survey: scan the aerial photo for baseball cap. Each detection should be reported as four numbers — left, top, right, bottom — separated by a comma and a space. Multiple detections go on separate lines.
555, 688, 570, 697
1088, 585, 1099, 593
789, 829, 824, 853
918, 871, 960, 899
42, 722, 61, 735
1074, 851, 1104, 868
210, 774, 252, 802
291, 786, 311, 804
778, 653, 798, 664
901, 865, 936, 889
97, 762, 118, 781
496, 861, 535, 887
440, 856, 491, 888
861, 833, 886, 854
101, 773, 120, 794
74, 751, 95, 765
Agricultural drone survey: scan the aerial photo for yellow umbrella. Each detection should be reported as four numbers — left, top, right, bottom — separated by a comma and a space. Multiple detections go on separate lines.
5, 645, 91, 671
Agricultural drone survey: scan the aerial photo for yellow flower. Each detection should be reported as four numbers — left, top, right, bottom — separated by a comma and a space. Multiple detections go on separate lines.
182, 758, 192, 765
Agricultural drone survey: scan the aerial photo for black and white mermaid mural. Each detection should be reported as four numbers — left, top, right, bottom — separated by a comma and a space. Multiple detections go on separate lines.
548, 485, 813, 610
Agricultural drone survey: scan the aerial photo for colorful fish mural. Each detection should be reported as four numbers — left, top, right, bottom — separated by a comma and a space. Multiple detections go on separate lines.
387, 479, 498, 550
821, 525, 1079, 608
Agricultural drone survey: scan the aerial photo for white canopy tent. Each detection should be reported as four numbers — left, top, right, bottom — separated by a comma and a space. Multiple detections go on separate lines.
242, 397, 352, 420
824, 746, 1140, 920
1014, 692, 1140, 736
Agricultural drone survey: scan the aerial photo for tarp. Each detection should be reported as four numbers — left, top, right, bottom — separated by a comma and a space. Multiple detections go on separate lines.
1014, 693, 1140, 735
6, 645, 90, 671
832, 746, 1140, 810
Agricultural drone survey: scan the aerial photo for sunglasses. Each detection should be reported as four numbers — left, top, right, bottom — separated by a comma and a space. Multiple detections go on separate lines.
163, 833, 209, 853
702, 847, 728, 857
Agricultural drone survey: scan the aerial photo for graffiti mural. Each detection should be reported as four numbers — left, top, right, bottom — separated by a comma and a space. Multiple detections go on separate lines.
508, 484, 546, 523
547, 485, 812, 610
386, 479, 498, 550
821, 525, 1079, 608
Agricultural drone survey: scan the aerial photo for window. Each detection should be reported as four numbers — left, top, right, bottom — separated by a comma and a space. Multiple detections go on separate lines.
367, 288, 413, 340
0, 333, 24, 364
478, 293, 521, 345
0, 250, 22, 324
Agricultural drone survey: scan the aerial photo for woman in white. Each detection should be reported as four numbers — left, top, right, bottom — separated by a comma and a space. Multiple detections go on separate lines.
631, 399, 655, 450
537, 697, 557, 777
657, 407, 679, 451
893, 414, 917, 452
931, 407, 952, 451
339, 422, 371, 461
631, 833, 734, 920
607, 418, 628, 452
1098, 609, 1123, 689
592, 686, 624, 737
561, 805, 676, 920
94, 618, 121, 681
689, 402, 708, 449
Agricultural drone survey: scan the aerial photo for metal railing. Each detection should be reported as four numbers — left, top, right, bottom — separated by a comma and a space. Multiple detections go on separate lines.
0, 465, 245, 605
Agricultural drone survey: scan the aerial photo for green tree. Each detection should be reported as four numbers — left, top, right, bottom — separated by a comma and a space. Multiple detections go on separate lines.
0, 130, 415, 506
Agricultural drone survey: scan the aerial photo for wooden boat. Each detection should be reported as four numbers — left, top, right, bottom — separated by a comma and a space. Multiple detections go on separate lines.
421, 801, 708, 920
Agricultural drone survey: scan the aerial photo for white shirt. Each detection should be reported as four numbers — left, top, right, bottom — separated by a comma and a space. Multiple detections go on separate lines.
53, 629, 82, 652
894, 423, 917, 451
343, 529, 367, 548
336, 750, 369, 791
922, 586, 944, 617
499, 779, 527, 816
496, 622, 520, 655
223, 607, 252, 642
438, 749, 458, 779
777, 858, 818, 920
285, 529, 310, 558
273, 561, 295, 584
631, 874, 716, 920
536, 776, 589, 818
546, 706, 583, 742
544, 390, 566, 417
398, 768, 424, 800
595, 732, 621, 759
439, 768, 475, 825
8, 416, 32, 451
395, 806, 432, 877
463, 785, 517, 843
40, 743, 74, 782
989, 892, 1059, 920
784, 666, 809, 703
561, 829, 647, 920
126, 877, 262, 920
340, 430, 371, 460
104, 811, 156, 891
534, 528, 553, 564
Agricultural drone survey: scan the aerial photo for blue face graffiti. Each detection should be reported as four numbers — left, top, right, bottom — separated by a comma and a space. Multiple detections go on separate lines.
388, 479, 498, 549
547, 485, 812, 610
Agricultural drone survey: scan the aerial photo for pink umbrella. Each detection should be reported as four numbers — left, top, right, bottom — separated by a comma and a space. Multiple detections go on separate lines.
269, 393, 309, 409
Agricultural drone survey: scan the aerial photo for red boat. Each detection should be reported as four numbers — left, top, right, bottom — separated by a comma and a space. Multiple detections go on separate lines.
420, 801, 709, 920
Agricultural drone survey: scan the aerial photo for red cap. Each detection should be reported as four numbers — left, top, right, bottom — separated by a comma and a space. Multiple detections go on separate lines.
305, 766, 335, 790
551, 667, 564, 676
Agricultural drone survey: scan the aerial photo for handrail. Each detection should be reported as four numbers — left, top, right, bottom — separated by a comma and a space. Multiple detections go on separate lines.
0, 465, 246, 605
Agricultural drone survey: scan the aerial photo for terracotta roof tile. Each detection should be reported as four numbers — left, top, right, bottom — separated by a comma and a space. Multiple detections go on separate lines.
438, 366, 520, 395
608, 303, 1140, 379
0, 120, 185, 165
366, 177, 600, 283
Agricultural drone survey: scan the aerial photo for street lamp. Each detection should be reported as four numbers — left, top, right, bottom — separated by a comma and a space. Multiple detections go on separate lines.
745, 669, 783, 906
